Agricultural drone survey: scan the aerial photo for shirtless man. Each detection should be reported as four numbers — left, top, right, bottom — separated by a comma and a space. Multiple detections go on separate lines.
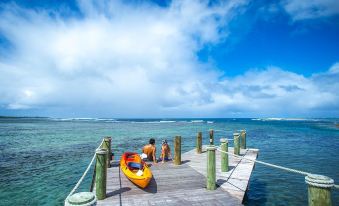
142, 138, 157, 163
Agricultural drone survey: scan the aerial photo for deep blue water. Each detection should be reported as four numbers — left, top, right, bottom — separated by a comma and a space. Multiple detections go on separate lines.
0, 117, 338, 205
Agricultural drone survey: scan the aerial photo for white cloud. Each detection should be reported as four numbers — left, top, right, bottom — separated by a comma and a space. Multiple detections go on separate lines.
281, 0, 339, 20
328, 62, 339, 74
0, 0, 338, 117
0, 0, 248, 117
208, 66, 339, 117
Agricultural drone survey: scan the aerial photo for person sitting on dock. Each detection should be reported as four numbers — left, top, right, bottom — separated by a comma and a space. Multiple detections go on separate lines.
142, 138, 157, 164
159, 139, 172, 163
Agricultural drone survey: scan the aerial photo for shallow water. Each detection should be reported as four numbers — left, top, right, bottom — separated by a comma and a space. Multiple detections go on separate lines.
0, 117, 338, 205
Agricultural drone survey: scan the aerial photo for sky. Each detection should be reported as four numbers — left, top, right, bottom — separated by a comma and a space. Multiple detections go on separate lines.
0, 0, 338, 118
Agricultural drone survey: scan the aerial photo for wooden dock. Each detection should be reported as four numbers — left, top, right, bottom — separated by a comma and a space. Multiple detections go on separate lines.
95, 146, 259, 206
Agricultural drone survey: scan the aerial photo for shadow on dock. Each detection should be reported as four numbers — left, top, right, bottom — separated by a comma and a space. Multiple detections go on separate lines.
181, 160, 190, 164
106, 187, 131, 198
142, 176, 157, 194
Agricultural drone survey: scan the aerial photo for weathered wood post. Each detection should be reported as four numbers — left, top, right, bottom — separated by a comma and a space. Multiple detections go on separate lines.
95, 148, 107, 200
220, 138, 229, 172
305, 174, 334, 206
196, 132, 202, 154
233, 133, 240, 155
206, 145, 216, 190
65, 192, 97, 206
107, 136, 113, 160
240, 130, 246, 149
101, 137, 111, 168
174, 136, 181, 165
209, 129, 214, 145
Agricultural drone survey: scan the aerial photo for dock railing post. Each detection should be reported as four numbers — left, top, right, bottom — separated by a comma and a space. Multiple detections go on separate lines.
101, 137, 111, 168
220, 138, 229, 172
207, 145, 216, 190
240, 130, 246, 149
233, 133, 240, 155
95, 148, 107, 200
197, 132, 202, 154
209, 129, 214, 145
174, 136, 181, 165
305, 174, 334, 206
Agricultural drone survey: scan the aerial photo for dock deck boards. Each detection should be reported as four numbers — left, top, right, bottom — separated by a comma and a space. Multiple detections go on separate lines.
96, 146, 258, 206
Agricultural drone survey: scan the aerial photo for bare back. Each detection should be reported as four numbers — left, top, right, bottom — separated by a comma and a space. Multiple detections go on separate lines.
142, 144, 156, 162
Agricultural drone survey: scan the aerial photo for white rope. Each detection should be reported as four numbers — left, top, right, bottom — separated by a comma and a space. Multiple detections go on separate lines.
217, 148, 339, 189
65, 139, 105, 199
66, 153, 96, 198
306, 181, 334, 188
216, 148, 310, 176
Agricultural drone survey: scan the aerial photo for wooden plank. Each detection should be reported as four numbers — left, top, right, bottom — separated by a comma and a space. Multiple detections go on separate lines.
95, 146, 259, 206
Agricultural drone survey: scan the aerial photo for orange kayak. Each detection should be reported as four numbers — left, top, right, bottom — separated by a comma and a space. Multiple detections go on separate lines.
120, 152, 152, 188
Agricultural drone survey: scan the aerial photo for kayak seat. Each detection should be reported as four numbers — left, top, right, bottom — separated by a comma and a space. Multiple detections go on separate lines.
128, 162, 142, 170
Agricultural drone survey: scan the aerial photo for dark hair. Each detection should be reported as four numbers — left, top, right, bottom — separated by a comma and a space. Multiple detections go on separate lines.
149, 138, 155, 145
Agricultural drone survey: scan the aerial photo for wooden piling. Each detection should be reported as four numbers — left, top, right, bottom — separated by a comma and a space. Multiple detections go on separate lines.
209, 129, 214, 145
305, 174, 334, 206
65, 192, 97, 206
220, 138, 229, 172
206, 145, 216, 190
101, 137, 111, 168
196, 132, 202, 154
174, 136, 181, 165
240, 130, 246, 149
95, 148, 107, 200
233, 133, 240, 155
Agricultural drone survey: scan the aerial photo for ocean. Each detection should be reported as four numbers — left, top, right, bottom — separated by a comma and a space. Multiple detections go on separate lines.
0, 117, 338, 205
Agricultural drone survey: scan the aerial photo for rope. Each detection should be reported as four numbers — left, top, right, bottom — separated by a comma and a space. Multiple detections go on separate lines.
216, 148, 339, 189
66, 153, 96, 198
216, 148, 310, 176
306, 181, 334, 188
65, 139, 105, 199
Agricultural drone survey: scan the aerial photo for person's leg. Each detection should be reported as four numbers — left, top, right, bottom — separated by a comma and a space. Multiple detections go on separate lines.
147, 155, 154, 162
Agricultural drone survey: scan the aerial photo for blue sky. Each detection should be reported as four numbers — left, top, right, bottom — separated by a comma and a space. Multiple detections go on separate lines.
0, 0, 338, 118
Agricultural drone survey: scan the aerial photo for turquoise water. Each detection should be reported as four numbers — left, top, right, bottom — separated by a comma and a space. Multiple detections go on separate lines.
0, 117, 338, 205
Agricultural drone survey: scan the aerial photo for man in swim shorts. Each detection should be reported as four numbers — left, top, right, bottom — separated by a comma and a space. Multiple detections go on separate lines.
142, 138, 157, 164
